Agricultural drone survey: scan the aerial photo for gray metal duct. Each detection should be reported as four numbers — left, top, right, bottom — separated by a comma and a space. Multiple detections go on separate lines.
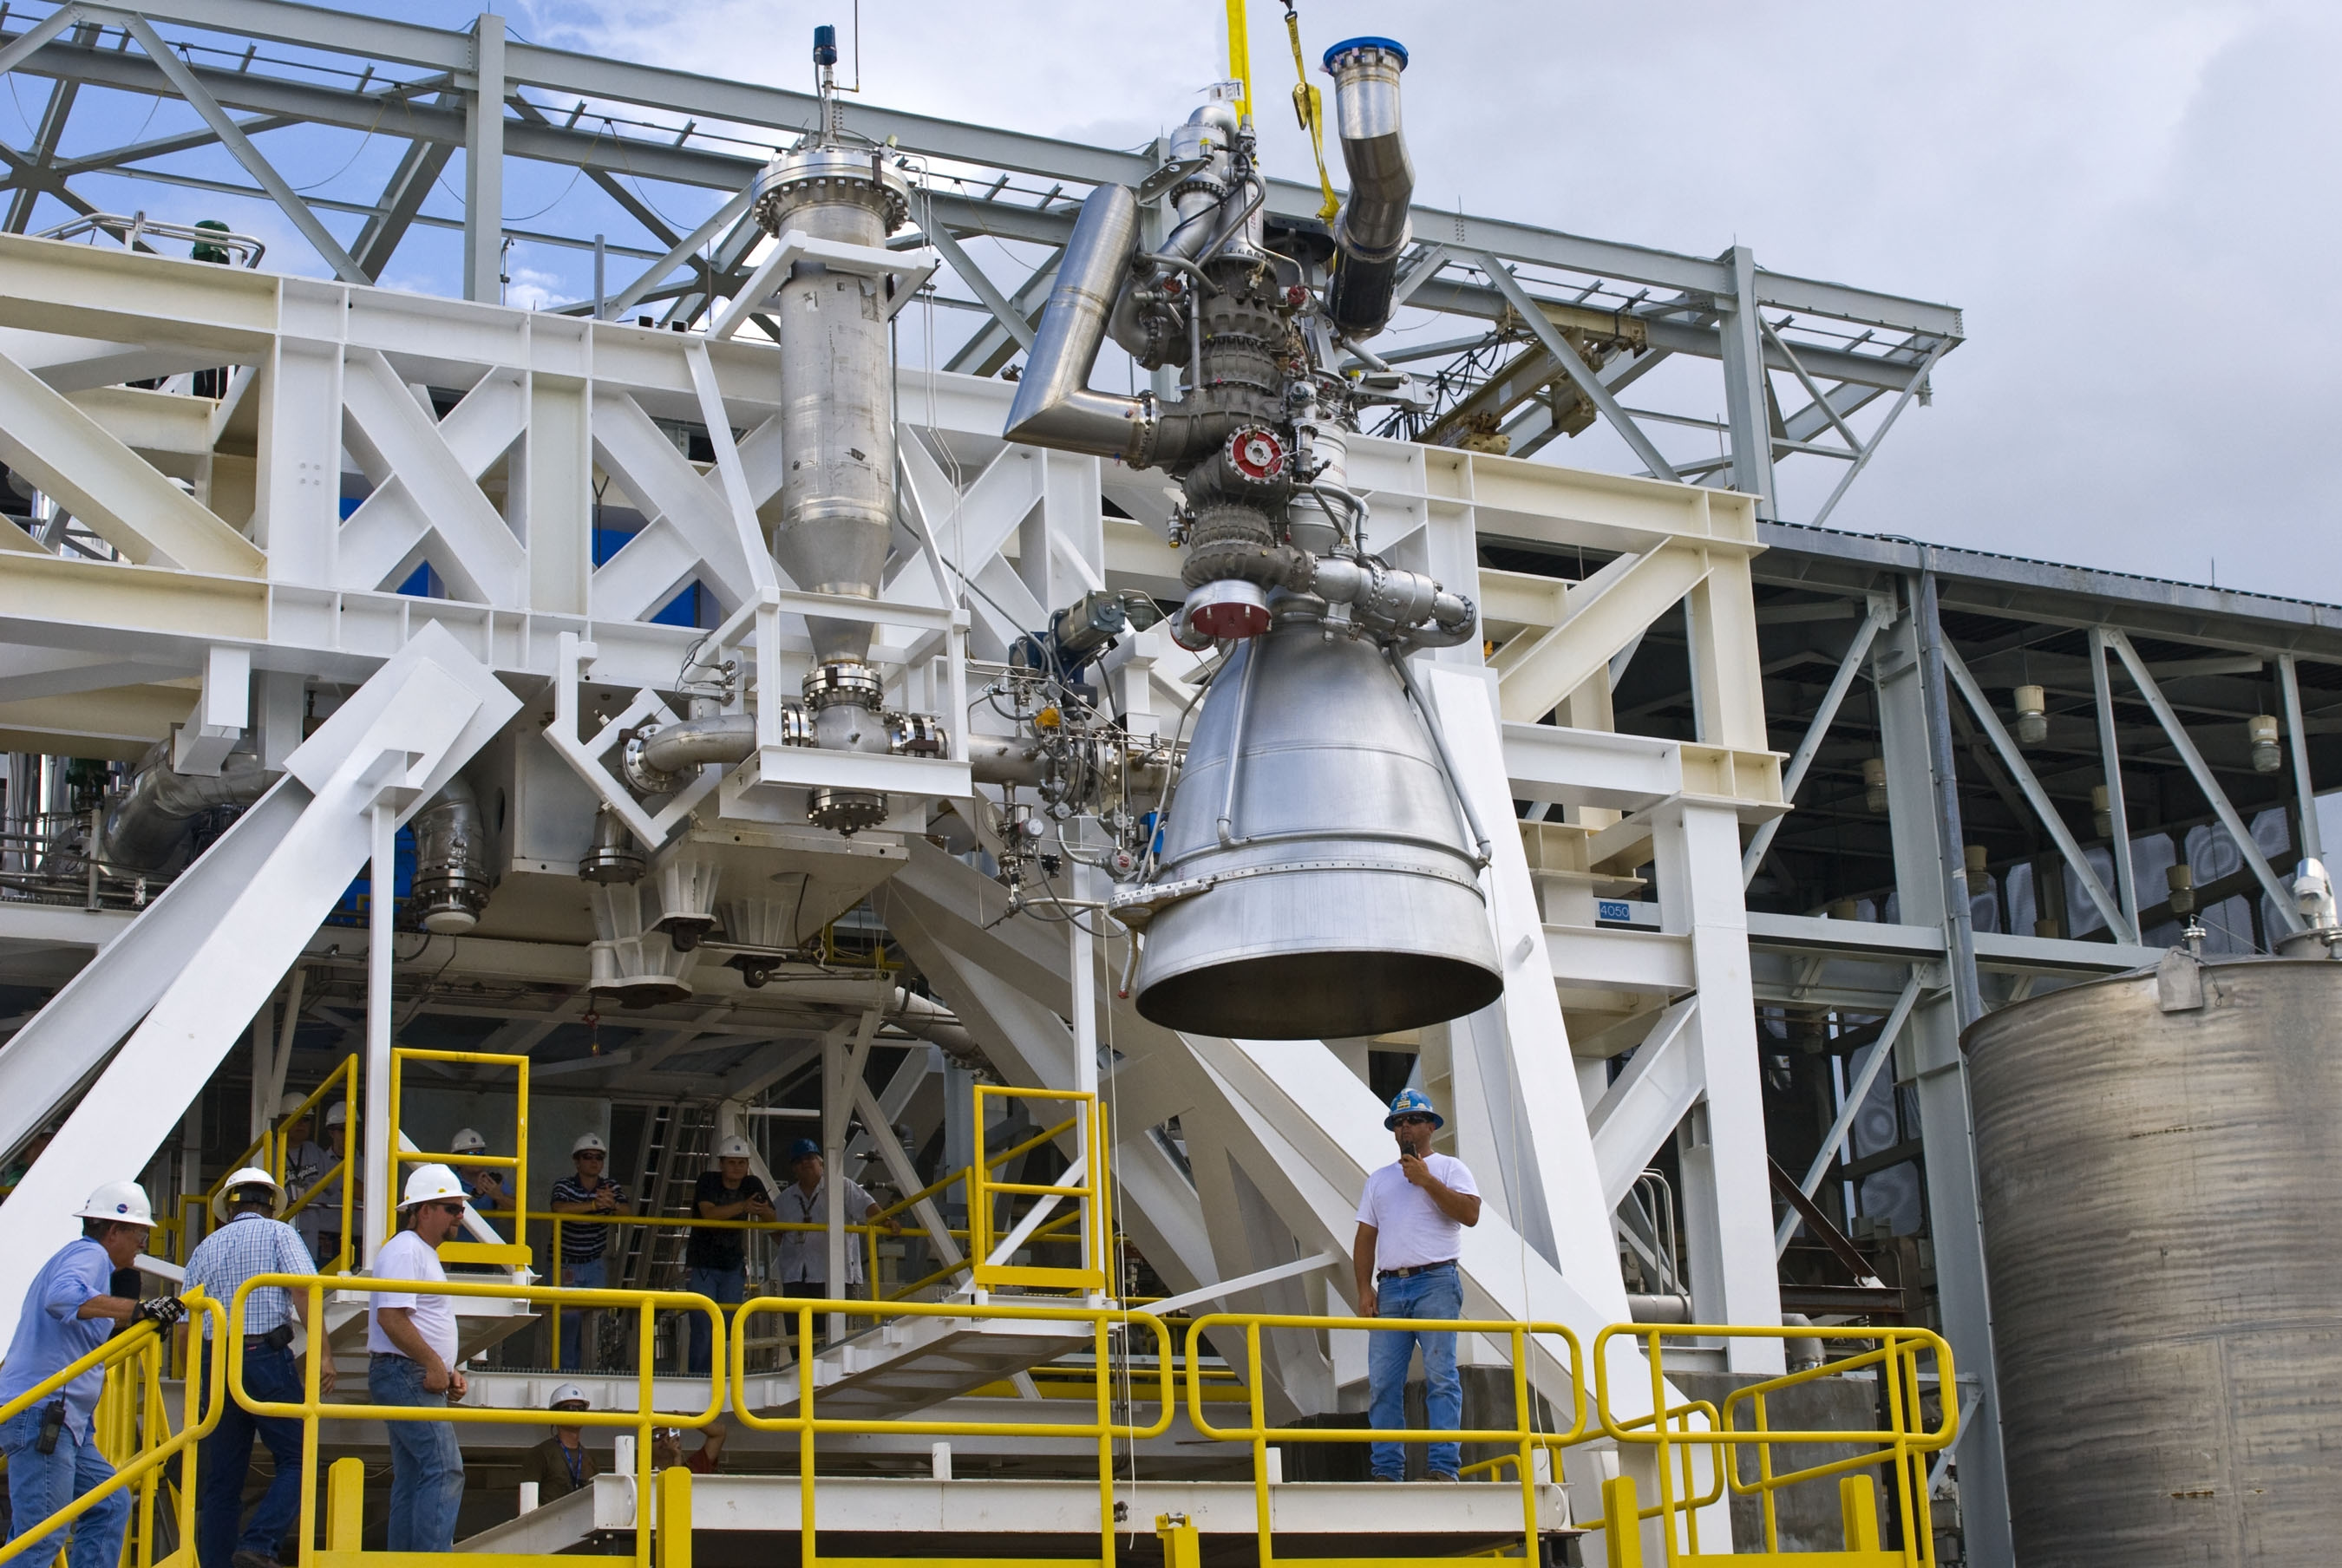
101, 742, 273, 875
630, 712, 757, 791
1323, 38, 1414, 338
1005, 184, 1155, 465
409, 774, 491, 934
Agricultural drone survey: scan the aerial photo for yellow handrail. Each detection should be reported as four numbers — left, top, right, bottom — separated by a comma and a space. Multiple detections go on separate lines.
1591, 1323, 1957, 1567
729, 1292, 1174, 1568
227, 1273, 723, 1568
970, 1087, 1109, 1291
0, 1294, 226, 1568
1183, 1310, 1584, 1568
386, 1046, 529, 1266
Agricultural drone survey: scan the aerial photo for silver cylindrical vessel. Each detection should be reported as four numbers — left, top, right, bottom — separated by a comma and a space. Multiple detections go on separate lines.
1964, 951, 2342, 1565
1131, 601, 1501, 1039
752, 146, 910, 664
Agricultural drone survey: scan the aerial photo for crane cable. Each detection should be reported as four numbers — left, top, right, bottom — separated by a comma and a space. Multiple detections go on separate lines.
1282, 2, 1341, 225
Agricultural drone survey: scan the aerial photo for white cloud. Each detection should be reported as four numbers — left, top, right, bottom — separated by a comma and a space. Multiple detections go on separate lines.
467, 2, 2342, 598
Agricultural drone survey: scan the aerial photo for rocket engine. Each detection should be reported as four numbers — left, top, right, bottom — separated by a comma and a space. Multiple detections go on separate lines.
1004, 39, 1502, 1040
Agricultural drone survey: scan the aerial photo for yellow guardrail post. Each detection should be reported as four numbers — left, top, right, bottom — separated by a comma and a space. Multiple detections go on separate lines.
1602, 1473, 1645, 1568
656, 1464, 693, 1568
1155, 1512, 1200, 1568
324, 1456, 364, 1552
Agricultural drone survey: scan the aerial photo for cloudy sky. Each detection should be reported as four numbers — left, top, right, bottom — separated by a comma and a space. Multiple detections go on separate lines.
477, 0, 2340, 602
54, 0, 2338, 601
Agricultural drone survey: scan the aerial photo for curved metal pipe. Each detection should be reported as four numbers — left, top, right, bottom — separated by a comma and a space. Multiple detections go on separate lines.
639, 713, 757, 778
1005, 184, 1155, 464
101, 741, 273, 875
1324, 39, 1414, 337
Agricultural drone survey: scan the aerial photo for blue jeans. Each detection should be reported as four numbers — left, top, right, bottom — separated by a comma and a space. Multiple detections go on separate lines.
368, 1355, 462, 1552
559, 1257, 606, 1371
196, 1342, 305, 1568
1368, 1263, 1462, 1480
684, 1265, 743, 1376
0, 1405, 130, 1568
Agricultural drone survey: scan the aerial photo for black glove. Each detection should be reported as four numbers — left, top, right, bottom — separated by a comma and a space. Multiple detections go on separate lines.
134, 1296, 186, 1330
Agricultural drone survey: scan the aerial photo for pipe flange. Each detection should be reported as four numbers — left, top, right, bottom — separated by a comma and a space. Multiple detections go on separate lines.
802, 662, 886, 713
750, 145, 912, 235
621, 730, 676, 796
1226, 425, 1287, 484
1181, 578, 1272, 643
808, 787, 889, 835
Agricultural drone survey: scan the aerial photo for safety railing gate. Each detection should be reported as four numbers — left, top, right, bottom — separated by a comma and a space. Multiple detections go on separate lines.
1591, 1324, 1958, 1568
228, 1274, 721, 1568
385, 1046, 530, 1268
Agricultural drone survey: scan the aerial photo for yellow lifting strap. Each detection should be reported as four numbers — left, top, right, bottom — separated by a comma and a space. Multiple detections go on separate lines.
1283, 1, 1341, 225
1224, 0, 1253, 125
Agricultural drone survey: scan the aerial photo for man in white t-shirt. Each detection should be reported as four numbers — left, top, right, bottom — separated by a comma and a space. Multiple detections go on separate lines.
1352, 1088, 1482, 1483
368, 1165, 470, 1552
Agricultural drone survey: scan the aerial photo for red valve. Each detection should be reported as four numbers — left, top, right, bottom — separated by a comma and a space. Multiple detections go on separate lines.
1227, 426, 1286, 482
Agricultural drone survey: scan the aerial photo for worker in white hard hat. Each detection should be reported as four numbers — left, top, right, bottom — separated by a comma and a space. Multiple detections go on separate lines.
292, 1103, 350, 1268
520, 1383, 599, 1499
181, 1168, 330, 1568
775, 1138, 900, 1344
546, 1131, 628, 1370
365, 1164, 469, 1553
272, 1094, 327, 1247
684, 1134, 775, 1375
1353, 1088, 1481, 1483
447, 1127, 514, 1214
0, 1182, 183, 1568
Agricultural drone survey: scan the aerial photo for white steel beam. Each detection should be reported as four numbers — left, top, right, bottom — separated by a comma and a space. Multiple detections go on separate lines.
463, 11, 506, 304
2088, 627, 2142, 934
1743, 598, 1891, 885
2279, 653, 2322, 866
1585, 998, 1698, 1210
1481, 253, 1678, 482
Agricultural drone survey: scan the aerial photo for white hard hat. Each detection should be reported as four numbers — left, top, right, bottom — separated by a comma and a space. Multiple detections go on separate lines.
211, 1166, 285, 1224
74, 1181, 154, 1227
572, 1131, 609, 1155
449, 1127, 489, 1156
277, 1091, 308, 1120
324, 1103, 347, 1128
548, 1382, 590, 1410
715, 1135, 755, 1161
399, 1163, 467, 1209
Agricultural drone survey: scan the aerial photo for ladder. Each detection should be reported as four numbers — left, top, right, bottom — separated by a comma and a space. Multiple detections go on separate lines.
619, 1101, 715, 1293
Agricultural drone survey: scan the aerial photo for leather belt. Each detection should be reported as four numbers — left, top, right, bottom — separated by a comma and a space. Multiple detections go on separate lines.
1377, 1260, 1457, 1280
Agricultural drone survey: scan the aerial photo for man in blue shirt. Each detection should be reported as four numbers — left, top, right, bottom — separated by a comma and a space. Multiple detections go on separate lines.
182, 1166, 332, 1568
0, 1181, 183, 1568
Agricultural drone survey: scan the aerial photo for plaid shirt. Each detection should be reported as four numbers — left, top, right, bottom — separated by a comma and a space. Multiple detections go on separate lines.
183, 1212, 317, 1336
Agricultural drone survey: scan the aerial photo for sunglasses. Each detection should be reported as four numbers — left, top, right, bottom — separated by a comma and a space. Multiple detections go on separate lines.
434, 1202, 468, 1217
576, 1152, 605, 1161
1394, 1114, 1436, 1127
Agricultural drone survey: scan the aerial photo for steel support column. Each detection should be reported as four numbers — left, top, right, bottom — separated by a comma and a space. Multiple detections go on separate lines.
1872, 588, 2013, 1566
463, 11, 506, 304
2088, 627, 2141, 935
1716, 245, 1776, 515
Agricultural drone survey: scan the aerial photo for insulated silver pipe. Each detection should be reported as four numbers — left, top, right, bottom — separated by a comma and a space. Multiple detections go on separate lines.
1324, 38, 1414, 337
638, 713, 757, 779
1004, 184, 1154, 464
410, 774, 491, 934
102, 742, 272, 874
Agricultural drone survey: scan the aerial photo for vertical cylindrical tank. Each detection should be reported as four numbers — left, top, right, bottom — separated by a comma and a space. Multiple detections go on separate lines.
1962, 951, 2342, 1565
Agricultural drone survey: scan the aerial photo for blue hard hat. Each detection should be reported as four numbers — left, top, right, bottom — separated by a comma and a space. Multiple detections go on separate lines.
1384, 1088, 1443, 1130
787, 1138, 821, 1164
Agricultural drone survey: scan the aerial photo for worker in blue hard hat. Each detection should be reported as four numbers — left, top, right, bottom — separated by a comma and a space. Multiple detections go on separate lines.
1352, 1088, 1482, 1483
774, 1137, 900, 1343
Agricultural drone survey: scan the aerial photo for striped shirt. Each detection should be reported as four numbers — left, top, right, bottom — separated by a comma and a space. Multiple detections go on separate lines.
184, 1212, 317, 1337
548, 1175, 629, 1261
